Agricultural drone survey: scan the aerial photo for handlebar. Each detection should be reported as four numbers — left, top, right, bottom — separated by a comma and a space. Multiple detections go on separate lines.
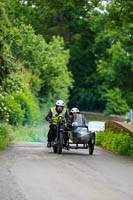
48, 119, 66, 124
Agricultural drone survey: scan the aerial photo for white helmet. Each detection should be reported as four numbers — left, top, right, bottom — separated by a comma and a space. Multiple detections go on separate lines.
71, 107, 80, 113
55, 100, 65, 107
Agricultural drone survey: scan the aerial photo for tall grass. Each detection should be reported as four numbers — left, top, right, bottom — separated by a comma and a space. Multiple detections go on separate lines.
12, 123, 49, 142
0, 122, 49, 150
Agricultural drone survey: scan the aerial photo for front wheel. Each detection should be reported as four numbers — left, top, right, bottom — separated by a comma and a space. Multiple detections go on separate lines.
57, 132, 63, 154
53, 146, 57, 153
89, 143, 94, 155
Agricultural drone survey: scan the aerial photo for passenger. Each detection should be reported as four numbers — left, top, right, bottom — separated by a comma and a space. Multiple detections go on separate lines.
45, 100, 69, 148
66, 107, 80, 131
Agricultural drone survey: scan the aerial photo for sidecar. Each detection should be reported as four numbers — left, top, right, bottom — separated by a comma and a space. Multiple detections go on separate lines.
68, 114, 95, 155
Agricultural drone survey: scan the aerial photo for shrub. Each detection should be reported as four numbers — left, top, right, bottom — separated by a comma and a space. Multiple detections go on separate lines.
96, 130, 133, 157
13, 88, 42, 126
0, 76, 42, 126
0, 123, 11, 150
95, 131, 105, 145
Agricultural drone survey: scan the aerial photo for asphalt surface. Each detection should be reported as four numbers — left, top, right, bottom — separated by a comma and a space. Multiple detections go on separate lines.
0, 142, 133, 200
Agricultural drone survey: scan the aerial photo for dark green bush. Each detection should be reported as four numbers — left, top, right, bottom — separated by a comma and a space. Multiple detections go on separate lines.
96, 130, 133, 157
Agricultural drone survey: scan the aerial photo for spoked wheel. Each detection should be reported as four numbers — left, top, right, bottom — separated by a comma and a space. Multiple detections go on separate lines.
89, 143, 94, 155
57, 133, 63, 154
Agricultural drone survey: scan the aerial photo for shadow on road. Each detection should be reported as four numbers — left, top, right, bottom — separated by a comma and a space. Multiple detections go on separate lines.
47, 150, 97, 157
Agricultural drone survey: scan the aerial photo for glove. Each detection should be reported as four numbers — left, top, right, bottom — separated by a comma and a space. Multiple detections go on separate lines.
47, 118, 52, 123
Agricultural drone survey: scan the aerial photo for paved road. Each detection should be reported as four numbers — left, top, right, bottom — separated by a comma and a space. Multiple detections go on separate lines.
0, 142, 133, 200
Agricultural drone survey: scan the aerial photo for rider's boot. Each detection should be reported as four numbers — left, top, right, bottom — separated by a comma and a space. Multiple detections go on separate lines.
47, 142, 51, 148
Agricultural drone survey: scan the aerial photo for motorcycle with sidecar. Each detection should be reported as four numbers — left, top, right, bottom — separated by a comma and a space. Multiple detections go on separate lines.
50, 114, 95, 155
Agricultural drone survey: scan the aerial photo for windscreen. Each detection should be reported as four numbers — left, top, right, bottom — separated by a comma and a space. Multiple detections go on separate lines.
72, 114, 85, 126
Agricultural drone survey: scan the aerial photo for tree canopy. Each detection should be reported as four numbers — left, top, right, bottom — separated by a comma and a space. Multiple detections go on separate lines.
0, 0, 133, 121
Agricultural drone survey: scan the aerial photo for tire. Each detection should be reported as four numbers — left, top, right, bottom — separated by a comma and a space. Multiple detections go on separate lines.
58, 132, 63, 154
89, 143, 94, 155
53, 146, 57, 153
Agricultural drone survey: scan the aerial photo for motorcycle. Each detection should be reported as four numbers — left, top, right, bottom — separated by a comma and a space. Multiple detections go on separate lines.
50, 116, 66, 154
49, 114, 95, 155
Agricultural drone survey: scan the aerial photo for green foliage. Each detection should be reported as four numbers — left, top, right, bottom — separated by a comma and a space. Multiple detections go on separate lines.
0, 88, 42, 126
0, 3, 73, 128
96, 130, 133, 157
13, 88, 42, 126
0, 123, 11, 150
0, 93, 25, 125
104, 88, 129, 115
8, 24, 73, 101
105, 0, 133, 27
13, 125, 48, 142
0, 74, 24, 124
2, 0, 133, 114
96, 25, 133, 111
95, 131, 105, 145
0, 3, 17, 84
0, 71, 42, 125
3, 0, 103, 111
1, 0, 133, 149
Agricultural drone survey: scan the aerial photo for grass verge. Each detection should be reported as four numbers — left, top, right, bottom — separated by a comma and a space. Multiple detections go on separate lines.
0, 123, 49, 150
12, 124, 48, 142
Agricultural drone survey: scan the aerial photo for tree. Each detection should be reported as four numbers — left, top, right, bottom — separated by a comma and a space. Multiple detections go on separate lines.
105, 0, 133, 27
0, 2, 17, 84
104, 88, 129, 115
8, 24, 73, 102
2, 0, 133, 115
3, 0, 107, 111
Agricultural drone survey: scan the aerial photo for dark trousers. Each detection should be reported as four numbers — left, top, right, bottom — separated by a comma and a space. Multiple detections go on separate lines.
47, 124, 69, 144
47, 124, 57, 142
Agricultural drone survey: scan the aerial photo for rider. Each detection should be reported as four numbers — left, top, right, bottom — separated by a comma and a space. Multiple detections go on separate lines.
45, 100, 69, 148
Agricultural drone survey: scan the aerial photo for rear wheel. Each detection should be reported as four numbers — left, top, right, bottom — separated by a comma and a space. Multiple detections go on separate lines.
57, 132, 63, 154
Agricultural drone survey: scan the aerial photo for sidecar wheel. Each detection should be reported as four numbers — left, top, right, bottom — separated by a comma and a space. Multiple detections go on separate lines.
89, 143, 94, 155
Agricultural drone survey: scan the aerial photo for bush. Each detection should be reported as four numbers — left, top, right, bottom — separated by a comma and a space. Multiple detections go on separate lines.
0, 78, 42, 126
1, 94, 25, 125
96, 130, 133, 157
13, 88, 42, 126
95, 131, 105, 145
0, 123, 11, 150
